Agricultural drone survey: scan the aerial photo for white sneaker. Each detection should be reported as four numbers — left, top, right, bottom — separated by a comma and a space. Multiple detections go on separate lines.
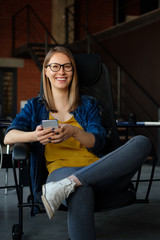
41, 178, 76, 219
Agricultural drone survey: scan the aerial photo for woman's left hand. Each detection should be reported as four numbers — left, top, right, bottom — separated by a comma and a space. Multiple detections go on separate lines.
49, 124, 76, 143
48, 124, 95, 148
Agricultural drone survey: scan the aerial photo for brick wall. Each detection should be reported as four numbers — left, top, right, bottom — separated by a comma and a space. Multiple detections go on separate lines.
75, 0, 141, 40
17, 60, 41, 109
75, 0, 115, 40
0, 0, 52, 112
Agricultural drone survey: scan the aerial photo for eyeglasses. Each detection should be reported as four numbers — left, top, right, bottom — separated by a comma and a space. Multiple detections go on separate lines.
46, 63, 73, 72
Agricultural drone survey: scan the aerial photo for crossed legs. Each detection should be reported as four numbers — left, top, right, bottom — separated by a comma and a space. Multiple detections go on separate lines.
42, 135, 152, 239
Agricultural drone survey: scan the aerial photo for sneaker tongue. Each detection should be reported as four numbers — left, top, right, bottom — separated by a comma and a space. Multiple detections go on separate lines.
63, 179, 76, 196
62, 178, 73, 185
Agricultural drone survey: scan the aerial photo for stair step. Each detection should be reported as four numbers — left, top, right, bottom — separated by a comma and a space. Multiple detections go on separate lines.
34, 53, 45, 58
32, 48, 45, 53
31, 46, 45, 50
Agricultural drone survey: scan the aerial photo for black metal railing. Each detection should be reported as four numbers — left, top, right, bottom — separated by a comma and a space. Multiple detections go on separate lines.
12, 4, 58, 56
65, 4, 75, 45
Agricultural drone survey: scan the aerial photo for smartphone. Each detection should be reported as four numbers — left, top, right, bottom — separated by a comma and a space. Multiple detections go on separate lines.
42, 119, 59, 129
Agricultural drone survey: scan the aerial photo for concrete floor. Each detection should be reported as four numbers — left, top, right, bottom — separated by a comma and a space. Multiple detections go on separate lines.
1, 164, 160, 240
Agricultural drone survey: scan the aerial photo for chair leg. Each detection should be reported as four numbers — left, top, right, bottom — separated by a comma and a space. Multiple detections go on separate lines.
144, 150, 156, 201
12, 159, 24, 240
0, 143, 2, 169
134, 146, 157, 203
4, 168, 8, 195
135, 166, 142, 192
4, 145, 10, 195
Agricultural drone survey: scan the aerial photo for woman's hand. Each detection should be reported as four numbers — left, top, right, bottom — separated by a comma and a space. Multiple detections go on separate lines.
46, 124, 95, 148
35, 125, 59, 145
46, 124, 76, 144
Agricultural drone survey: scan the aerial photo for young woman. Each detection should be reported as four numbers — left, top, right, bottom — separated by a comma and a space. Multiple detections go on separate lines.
4, 46, 151, 240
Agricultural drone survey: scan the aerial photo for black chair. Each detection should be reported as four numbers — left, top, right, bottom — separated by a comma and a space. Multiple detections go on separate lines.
0, 120, 15, 193
11, 54, 153, 240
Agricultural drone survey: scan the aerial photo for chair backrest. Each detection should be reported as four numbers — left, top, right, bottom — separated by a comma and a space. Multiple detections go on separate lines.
40, 54, 120, 152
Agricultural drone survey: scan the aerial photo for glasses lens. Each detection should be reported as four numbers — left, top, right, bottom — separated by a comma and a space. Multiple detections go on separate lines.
50, 64, 60, 72
64, 63, 72, 72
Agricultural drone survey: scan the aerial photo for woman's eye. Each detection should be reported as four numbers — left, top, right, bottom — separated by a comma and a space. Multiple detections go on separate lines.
65, 66, 70, 69
64, 64, 72, 70
52, 65, 59, 70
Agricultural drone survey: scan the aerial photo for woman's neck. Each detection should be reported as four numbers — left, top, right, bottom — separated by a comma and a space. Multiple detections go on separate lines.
52, 89, 70, 112
51, 90, 72, 122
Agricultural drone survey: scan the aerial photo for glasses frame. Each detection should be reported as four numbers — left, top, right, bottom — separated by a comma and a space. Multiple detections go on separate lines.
46, 63, 73, 72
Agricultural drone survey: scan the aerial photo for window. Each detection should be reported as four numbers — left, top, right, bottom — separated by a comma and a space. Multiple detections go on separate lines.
0, 68, 17, 119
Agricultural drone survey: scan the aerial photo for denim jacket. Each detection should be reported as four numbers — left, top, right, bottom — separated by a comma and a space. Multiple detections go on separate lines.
6, 95, 106, 202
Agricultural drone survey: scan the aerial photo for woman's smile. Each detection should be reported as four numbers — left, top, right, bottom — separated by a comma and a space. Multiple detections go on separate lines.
56, 77, 67, 81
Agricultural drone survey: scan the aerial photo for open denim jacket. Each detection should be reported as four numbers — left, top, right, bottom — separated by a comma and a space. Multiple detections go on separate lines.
6, 95, 106, 203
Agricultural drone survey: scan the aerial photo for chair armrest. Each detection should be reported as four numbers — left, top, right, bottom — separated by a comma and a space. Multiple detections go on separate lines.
12, 143, 30, 161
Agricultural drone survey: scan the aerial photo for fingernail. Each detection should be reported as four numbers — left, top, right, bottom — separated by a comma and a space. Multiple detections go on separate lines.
48, 137, 51, 140
52, 128, 55, 131
48, 141, 51, 143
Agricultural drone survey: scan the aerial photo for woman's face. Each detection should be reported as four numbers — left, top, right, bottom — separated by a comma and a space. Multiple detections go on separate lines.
45, 52, 73, 91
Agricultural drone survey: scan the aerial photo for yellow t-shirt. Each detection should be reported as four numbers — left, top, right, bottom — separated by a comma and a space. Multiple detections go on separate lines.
45, 114, 99, 174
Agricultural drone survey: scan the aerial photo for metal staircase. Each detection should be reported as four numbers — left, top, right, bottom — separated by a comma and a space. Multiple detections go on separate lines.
12, 5, 58, 71
13, 42, 56, 71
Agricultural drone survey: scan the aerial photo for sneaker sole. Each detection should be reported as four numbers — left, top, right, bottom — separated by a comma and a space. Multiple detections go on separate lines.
41, 185, 54, 219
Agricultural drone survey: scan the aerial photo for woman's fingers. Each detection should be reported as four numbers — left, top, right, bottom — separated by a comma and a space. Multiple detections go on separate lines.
35, 125, 57, 144
48, 124, 75, 143
35, 124, 75, 144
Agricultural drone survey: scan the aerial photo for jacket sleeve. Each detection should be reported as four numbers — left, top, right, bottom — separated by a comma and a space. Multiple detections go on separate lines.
5, 98, 40, 135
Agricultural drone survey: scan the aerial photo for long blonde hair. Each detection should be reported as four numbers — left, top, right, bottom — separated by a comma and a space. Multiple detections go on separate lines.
42, 46, 80, 112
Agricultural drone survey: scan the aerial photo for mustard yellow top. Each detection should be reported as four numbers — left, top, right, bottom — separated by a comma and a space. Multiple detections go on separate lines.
45, 114, 99, 174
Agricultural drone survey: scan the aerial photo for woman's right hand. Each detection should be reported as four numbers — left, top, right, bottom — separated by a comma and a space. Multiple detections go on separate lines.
35, 125, 57, 145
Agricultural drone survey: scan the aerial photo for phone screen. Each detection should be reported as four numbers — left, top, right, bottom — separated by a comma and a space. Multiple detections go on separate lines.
42, 120, 59, 129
